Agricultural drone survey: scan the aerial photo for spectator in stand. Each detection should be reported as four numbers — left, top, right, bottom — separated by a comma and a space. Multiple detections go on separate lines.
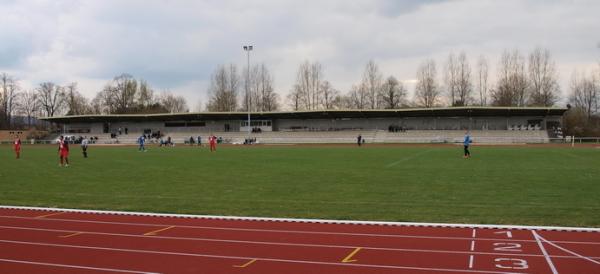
357, 134, 362, 146
189, 136, 194, 146
197, 136, 202, 146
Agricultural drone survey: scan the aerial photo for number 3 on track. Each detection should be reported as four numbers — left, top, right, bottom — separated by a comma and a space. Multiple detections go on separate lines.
494, 258, 528, 270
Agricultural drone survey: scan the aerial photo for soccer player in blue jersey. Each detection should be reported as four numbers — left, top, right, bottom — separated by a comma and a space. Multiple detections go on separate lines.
463, 131, 472, 158
138, 135, 146, 152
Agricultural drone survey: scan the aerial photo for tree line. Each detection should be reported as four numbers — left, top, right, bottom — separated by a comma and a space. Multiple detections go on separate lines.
0, 73, 189, 129
1, 47, 599, 134
206, 47, 588, 112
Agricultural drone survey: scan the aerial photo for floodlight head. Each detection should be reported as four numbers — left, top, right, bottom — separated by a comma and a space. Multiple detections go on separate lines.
243, 46, 248, 50
249, 45, 253, 50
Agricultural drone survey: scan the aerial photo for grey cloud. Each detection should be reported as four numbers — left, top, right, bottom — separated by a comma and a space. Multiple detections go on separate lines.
0, 0, 599, 105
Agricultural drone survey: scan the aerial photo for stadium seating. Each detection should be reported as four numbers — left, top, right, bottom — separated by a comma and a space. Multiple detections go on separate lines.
381, 130, 549, 144
82, 130, 550, 145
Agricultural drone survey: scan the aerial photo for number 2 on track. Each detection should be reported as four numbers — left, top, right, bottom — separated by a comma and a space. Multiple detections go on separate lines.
493, 243, 522, 252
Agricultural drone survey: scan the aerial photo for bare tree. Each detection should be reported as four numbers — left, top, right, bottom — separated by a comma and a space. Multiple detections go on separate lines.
444, 52, 472, 106
91, 86, 115, 114
0, 73, 19, 128
294, 61, 323, 110
137, 80, 156, 108
528, 47, 560, 106
476, 55, 489, 106
444, 53, 458, 106
292, 60, 324, 110
569, 70, 598, 119
64, 83, 91, 115
17, 90, 39, 128
380, 76, 407, 109
361, 60, 383, 109
414, 59, 440, 108
455, 52, 472, 106
287, 87, 302, 111
320, 81, 339, 110
347, 84, 368, 109
160, 91, 189, 113
206, 64, 239, 112
244, 64, 278, 112
109, 74, 138, 113
492, 49, 529, 106
37, 82, 65, 117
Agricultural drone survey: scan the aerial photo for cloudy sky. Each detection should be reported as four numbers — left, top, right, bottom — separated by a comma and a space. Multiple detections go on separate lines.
1, 0, 599, 110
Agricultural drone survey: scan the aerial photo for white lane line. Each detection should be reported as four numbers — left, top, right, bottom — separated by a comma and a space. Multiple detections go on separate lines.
532, 230, 559, 274
0, 239, 526, 274
469, 228, 476, 269
1, 214, 598, 245
536, 233, 600, 265
5, 224, 596, 262
0, 258, 159, 274
3, 205, 599, 233
3, 224, 598, 260
2, 214, 600, 246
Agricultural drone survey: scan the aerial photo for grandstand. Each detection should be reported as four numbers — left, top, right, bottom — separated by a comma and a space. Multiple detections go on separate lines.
38, 107, 567, 144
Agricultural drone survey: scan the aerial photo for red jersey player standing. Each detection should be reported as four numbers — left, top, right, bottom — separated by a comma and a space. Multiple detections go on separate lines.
209, 135, 217, 152
14, 137, 21, 159
58, 136, 70, 167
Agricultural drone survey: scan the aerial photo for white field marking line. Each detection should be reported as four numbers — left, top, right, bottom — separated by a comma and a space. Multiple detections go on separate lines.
0, 239, 526, 274
536, 232, 600, 265
469, 228, 476, 269
2, 214, 598, 247
532, 230, 559, 274
2, 225, 598, 260
385, 149, 433, 168
2, 205, 600, 233
0, 258, 160, 274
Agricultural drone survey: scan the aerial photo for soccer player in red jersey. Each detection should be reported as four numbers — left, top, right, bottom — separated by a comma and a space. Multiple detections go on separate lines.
14, 137, 21, 159
58, 136, 70, 167
209, 135, 216, 152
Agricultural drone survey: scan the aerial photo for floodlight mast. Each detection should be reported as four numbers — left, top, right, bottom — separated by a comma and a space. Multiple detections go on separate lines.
243, 45, 253, 140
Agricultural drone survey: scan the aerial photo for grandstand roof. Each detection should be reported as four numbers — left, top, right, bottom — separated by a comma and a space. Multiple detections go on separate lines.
40, 107, 568, 123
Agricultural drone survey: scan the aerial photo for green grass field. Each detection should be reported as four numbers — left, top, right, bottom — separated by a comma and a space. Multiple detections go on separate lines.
1, 144, 599, 227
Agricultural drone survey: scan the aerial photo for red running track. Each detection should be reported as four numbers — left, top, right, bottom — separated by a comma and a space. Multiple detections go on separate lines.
0, 206, 599, 274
